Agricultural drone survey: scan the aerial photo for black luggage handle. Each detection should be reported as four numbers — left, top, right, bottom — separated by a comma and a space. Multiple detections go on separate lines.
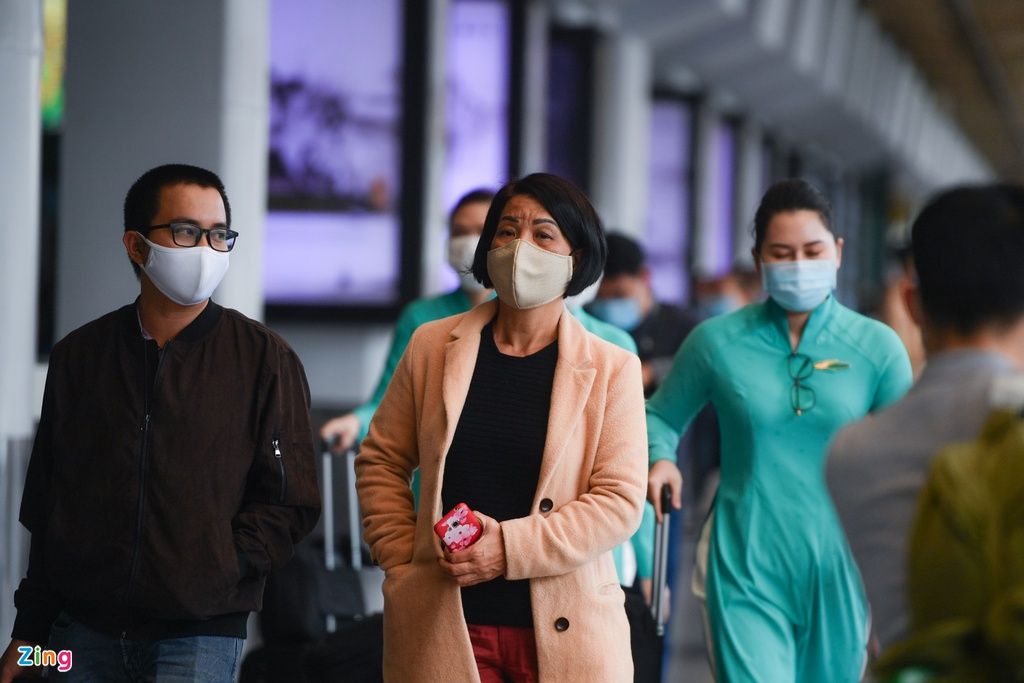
321, 437, 362, 573
651, 484, 673, 636
321, 437, 362, 634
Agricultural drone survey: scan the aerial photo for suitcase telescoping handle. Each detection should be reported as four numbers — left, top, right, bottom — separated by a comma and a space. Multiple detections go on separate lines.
321, 437, 362, 572
651, 484, 673, 636
321, 437, 362, 634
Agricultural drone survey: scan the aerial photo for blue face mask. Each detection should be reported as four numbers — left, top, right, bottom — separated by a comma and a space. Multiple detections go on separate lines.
761, 259, 837, 312
588, 297, 642, 331
697, 293, 743, 318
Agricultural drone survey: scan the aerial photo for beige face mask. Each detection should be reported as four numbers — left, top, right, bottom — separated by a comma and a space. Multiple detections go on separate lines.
486, 239, 574, 310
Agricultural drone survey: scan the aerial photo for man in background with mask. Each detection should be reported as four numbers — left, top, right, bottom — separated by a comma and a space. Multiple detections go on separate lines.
0, 164, 320, 683
587, 232, 699, 397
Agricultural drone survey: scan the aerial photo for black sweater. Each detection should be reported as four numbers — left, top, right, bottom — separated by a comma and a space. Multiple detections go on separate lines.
442, 322, 558, 627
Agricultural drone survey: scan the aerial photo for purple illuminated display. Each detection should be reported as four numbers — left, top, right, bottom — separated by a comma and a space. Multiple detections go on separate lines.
439, 0, 511, 292
264, 0, 403, 306
644, 100, 693, 304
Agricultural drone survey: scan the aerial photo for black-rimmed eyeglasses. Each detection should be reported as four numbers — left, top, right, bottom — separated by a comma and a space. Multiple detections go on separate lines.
140, 223, 238, 252
788, 352, 816, 416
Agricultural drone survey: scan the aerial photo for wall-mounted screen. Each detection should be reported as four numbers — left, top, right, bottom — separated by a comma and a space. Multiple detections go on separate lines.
546, 27, 596, 195
265, 0, 405, 308
645, 98, 694, 304
439, 0, 511, 292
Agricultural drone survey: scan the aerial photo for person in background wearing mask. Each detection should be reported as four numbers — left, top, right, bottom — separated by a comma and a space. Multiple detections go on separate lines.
693, 266, 762, 319
646, 179, 912, 682
320, 188, 496, 454
355, 173, 648, 682
0, 164, 320, 683
587, 232, 700, 398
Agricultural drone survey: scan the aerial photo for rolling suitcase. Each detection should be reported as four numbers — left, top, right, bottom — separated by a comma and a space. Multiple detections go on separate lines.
245, 442, 380, 683
626, 486, 674, 682
259, 442, 366, 644
300, 441, 383, 683
651, 484, 673, 638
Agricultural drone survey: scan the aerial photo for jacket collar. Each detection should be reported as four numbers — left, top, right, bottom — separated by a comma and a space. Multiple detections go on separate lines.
122, 297, 224, 345
440, 299, 597, 498
764, 293, 835, 352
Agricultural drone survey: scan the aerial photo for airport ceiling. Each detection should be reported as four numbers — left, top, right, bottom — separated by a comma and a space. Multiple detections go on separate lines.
550, 0, 1024, 185
863, 0, 1024, 182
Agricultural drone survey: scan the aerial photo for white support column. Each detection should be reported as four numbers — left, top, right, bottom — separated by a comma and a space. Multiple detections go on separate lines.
215, 0, 270, 320
516, 0, 550, 176
0, 0, 43, 642
691, 98, 721, 279
590, 33, 652, 234
420, 0, 450, 296
56, 0, 270, 338
734, 118, 763, 263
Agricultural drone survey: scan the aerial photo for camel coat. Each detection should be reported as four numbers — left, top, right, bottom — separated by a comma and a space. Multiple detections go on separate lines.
355, 299, 648, 682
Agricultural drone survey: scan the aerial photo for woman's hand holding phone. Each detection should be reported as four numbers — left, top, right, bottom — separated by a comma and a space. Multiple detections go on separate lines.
437, 510, 506, 587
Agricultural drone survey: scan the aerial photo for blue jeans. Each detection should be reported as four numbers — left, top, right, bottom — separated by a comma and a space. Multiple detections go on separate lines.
47, 611, 244, 682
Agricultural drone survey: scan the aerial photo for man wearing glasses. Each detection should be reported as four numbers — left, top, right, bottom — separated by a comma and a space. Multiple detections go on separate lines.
0, 164, 321, 682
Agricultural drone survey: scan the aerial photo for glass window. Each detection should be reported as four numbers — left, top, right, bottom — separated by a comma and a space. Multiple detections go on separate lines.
545, 27, 597, 194
644, 99, 694, 304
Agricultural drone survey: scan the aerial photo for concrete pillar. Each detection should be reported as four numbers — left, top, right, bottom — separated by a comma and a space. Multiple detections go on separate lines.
56, 0, 269, 338
691, 98, 721, 279
419, 0, 450, 296
733, 118, 764, 263
0, 0, 42, 643
590, 34, 652, 233
514, 0, 550, 177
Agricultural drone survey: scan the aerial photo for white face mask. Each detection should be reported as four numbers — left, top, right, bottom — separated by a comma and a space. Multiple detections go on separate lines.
761, 258, 836, 312
447, 234, 487, 293
486, 239, 573, 310
140, 235, 230, 306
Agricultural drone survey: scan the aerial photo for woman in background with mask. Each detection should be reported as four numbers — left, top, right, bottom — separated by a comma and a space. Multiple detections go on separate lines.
355, 173, 648, 682
646, 179, 913, 682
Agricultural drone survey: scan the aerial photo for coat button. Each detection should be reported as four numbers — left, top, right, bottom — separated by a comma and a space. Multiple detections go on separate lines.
554, 617, 570, 632
539, 498, 553, 512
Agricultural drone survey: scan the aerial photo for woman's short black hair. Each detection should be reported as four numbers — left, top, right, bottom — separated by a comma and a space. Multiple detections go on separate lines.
752, 178, 836, 254
470, 173, 607, 297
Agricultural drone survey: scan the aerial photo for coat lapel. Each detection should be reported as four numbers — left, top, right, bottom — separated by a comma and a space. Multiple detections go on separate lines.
433, 301, 496, 516
535, 309, 596, 499
432, 301, 597, 512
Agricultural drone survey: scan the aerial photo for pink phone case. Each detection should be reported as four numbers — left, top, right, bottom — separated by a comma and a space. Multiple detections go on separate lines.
434, 502, 482, 552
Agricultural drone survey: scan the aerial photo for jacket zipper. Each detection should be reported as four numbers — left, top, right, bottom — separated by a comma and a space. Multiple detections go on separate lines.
273, 437, 287, 504
126, 342, 167, 601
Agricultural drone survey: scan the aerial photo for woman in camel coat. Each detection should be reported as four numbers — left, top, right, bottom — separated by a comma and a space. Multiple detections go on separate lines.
355, 173, 648, 682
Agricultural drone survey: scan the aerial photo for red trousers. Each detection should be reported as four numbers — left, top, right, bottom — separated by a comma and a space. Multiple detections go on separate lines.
466, 624, 539, 683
